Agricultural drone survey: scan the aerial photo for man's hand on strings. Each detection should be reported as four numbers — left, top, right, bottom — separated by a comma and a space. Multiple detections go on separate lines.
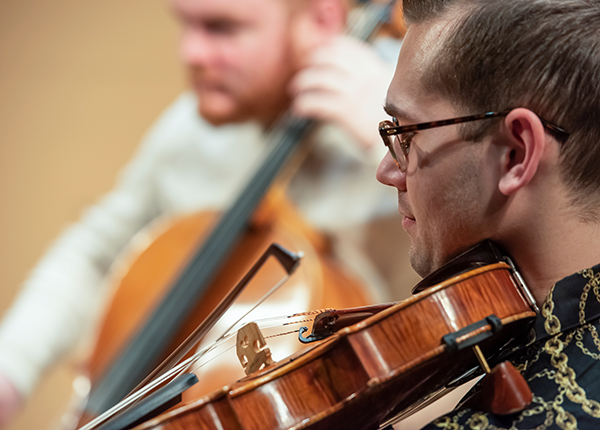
289, 34, 395, 151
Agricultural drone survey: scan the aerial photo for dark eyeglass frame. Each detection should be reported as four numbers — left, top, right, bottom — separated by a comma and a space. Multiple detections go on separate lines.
378, 109, 570, 171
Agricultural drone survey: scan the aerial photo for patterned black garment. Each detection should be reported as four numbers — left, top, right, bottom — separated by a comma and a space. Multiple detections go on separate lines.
422, 264, 600, 429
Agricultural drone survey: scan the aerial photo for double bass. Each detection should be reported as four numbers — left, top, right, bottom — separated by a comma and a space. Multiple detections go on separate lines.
62, 2, 400, 428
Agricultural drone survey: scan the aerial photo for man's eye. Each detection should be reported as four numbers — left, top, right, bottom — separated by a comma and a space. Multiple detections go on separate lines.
399, 132, 416, 155
205, 20, 241, 35
402, 132, 416, 147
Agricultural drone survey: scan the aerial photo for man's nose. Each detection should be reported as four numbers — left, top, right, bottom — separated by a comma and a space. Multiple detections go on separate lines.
180, 28, 213, 66
376, 152, 407, 191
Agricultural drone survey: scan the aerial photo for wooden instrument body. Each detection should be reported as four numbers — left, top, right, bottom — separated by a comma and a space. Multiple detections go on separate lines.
133, 261, 536, 430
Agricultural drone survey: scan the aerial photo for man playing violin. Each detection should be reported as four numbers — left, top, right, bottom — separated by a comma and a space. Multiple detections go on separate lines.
377, 0, 600, 427
0, 0, 410, 426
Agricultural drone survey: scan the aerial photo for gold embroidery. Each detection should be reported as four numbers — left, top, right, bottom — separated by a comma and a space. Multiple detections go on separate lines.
554, 404, 577, 430
466, 412, 489, 429
545, 322, 600, 423
431, 416, 455, 429
426, 267, 600, 429
543, 287, 561, 335
575, 326, 600, 359
434, 409, 470, 429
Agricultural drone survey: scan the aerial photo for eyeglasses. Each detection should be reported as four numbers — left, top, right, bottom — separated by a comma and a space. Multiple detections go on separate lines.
378, 109, 570, 172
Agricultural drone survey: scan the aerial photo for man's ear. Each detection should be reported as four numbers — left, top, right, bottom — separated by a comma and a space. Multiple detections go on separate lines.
498, 108, 547, 196
292, 0, 346, 52
306, 0, 346, 36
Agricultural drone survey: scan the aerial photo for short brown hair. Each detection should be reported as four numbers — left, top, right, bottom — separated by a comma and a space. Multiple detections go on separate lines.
404, 0, 600, 216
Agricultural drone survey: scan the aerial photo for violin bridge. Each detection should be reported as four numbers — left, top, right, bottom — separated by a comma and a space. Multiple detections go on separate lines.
236, 322, 274, 376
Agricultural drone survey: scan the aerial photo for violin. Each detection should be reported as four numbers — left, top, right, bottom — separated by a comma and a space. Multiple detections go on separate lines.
90, 240, 537, 430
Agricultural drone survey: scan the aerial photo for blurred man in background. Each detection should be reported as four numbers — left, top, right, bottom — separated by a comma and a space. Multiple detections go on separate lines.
0, 0, 412, 426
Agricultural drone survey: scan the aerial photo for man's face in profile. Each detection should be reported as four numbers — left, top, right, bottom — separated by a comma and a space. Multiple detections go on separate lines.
379, 19, 494, 277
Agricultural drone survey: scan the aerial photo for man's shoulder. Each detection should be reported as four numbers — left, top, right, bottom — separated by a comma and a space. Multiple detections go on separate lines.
138, 92, 264, 157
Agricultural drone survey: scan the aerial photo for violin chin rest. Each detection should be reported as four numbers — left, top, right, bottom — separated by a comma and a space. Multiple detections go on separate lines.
464, 361, 533, 415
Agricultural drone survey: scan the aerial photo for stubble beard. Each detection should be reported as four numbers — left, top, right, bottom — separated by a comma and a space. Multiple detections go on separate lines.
190, 37, 298, 127
408, 243, 434, 278
407, 155, 485, 278
197, 85, 292, 126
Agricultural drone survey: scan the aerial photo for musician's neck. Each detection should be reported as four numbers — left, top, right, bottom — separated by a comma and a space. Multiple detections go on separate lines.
501, 213, 600, 306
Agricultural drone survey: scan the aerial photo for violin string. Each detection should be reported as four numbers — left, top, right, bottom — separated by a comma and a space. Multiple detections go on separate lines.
80, 308, 322, 429
164, 252, 334, 381
152, 270, 296, 380
224, 313, 316, 335
180, 313, 317, 374
265, 329, 300, 338
185, 326, 305, 374
282, 318, 313, 326
79, 310, 319, 430
211, 274, 292, 344
172, 306, 324, 380
77, 358, 189, 430
187, 343, 236, 375
185, 328, 304, 375
221, 308, 329, 333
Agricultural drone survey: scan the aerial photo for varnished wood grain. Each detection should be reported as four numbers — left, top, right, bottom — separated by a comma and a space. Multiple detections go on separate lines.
133, 262, 535, 430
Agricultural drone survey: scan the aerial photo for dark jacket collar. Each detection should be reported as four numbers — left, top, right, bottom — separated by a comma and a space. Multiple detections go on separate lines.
530, 263, 600, 343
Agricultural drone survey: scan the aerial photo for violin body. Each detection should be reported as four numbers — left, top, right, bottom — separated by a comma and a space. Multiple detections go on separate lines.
133, 244, 536, 430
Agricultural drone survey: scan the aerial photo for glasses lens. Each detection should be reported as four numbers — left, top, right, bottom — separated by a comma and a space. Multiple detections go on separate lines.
379, 120, 406, 171
393, 135, 409, 171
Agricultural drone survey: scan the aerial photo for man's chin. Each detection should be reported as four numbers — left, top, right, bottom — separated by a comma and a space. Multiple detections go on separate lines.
195, 89, 289, 127
194, 89, 249, 125
197, 102, 245, 126
408, 243, 436, 279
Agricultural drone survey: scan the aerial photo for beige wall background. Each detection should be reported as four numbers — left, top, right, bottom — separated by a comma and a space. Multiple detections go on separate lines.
0, 0, 185, 428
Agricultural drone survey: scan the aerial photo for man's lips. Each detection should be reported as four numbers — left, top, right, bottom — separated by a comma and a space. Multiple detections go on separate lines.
399, 208, 414, 219
397, 195, 415, 226
401, 213, 416, 230
397, 202, 414, 221
398, 204, 415, 230
192, 79, 226, 93
189, 71, 228, 92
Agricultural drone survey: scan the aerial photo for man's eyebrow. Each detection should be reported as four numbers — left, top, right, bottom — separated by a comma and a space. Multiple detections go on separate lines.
383, 102, 415, 123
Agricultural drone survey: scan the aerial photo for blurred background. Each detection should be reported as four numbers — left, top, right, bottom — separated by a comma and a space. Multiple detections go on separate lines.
0, 0, 420, 428
0, 0, 185, 428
